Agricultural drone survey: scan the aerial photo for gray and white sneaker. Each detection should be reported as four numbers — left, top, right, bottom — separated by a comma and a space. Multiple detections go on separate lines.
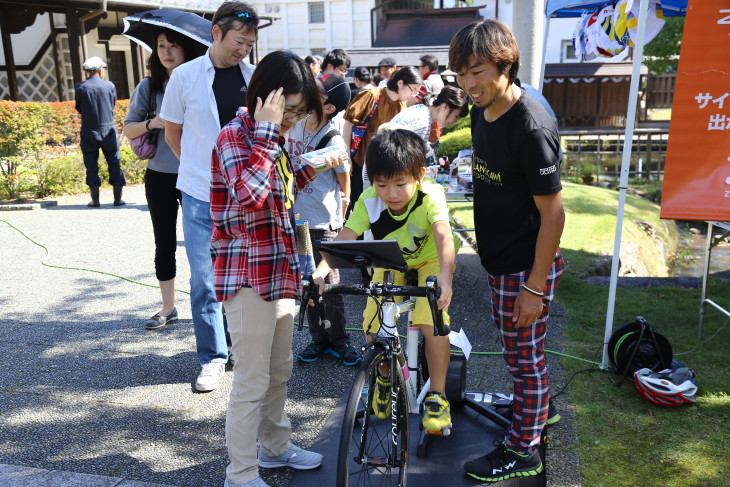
195, 362, 226, 392
258, 444, 323, 470
224, 476, 269, 487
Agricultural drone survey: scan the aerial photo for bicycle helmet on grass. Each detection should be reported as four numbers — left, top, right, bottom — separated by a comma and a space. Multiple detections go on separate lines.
634, 365, 697, 406
608, 317, 672, 377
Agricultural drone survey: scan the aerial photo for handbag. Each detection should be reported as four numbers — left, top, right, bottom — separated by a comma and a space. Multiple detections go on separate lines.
130, 80, 160, 160
349, 92, 380, 159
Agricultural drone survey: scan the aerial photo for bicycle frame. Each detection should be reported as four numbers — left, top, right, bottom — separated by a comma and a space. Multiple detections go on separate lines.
376, 299, 422, 415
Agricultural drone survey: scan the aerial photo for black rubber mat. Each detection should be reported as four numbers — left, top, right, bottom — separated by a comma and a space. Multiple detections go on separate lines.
292, 390, 546, 486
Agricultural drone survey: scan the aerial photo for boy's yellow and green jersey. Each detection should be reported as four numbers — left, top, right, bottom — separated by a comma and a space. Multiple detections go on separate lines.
345, 178, 460, 267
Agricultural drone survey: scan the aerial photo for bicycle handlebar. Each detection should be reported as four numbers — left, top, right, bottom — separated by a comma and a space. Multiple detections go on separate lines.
299, 275, 450, 337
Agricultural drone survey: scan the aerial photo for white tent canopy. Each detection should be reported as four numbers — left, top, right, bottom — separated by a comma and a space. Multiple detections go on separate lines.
541, 0, 688, 369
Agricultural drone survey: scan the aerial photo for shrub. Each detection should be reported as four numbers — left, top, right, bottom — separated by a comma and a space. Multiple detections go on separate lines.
35, 153, 87, 196
120, 145, 146, 184
441, 111, 470, 136
45, 102, 81, 148
0, 99, 137, 200
436, 126, 471, 162
0, 165, 37, 200
0, 102, 51, 197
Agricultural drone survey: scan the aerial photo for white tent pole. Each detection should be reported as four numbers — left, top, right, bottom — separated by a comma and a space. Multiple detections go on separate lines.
602, 0, 650, 370
539, 13, 551, 92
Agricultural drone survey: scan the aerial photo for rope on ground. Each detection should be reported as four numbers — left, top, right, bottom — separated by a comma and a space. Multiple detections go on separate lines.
2, 217, 610, 366
293, 320, 603, 367
1, 218, 190, 295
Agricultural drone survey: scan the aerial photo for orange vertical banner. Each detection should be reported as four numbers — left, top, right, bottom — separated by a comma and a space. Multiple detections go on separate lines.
660, 0, 730, 221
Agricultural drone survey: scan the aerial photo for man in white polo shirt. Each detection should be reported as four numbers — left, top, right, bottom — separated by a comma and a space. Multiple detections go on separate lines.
161, 1, 257, 392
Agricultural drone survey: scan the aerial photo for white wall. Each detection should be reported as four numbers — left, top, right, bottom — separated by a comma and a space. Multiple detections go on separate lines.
254, 0, 374, 58
0, 13, 52, 65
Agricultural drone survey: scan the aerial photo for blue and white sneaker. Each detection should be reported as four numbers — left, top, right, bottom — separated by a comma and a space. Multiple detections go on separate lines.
297, 341, 331, 363
330, 343, 363, 366
258, 444, 323, 470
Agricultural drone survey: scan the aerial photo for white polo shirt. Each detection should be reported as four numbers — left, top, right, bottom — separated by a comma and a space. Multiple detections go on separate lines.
160, 50, 254, 202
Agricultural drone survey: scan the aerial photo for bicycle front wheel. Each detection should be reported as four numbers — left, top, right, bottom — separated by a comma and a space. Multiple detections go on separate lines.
337, 346, 409, 487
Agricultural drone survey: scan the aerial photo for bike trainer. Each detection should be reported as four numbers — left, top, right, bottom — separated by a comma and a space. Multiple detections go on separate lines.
292, 387, 547, 487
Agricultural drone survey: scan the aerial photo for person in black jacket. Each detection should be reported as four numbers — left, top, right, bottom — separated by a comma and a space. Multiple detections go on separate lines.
74, 56, 126, 207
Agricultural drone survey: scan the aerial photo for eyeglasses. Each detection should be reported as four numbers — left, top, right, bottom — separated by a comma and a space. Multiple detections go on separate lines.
408, 84, 421, 93
235, 11, 259, 26
283, 110, 312, 121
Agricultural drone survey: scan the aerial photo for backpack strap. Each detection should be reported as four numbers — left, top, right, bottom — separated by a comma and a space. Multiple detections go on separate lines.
314, 129, 341, 151
145, 76, 156, 118
361, 91, 380, 127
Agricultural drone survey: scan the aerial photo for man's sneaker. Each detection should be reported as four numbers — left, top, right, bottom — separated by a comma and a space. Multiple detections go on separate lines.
421, 391, 452, 435
258, 444, 323, 470
330, 343, 363, 366
297, 341, 331, 363
195, 362, 226, 392
464, 440, 543, 482
546, 399, 561, 426
224, 476, 269, 487
371, 372, 391, 419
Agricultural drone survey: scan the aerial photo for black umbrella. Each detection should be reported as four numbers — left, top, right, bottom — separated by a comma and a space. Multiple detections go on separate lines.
122, 9, 212, 57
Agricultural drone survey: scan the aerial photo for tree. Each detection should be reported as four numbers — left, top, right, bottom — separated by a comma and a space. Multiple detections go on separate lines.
643, 16, 684, 74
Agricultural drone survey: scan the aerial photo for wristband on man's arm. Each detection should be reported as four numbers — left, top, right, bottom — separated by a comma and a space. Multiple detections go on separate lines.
521, 283, 544, 297
145, 119, 152, 132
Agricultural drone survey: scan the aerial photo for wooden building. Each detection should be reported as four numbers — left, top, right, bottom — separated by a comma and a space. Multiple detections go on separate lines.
542, 62, 650, 128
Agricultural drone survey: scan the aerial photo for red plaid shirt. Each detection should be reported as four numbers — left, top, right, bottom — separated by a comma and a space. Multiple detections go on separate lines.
211, 108, 317, 302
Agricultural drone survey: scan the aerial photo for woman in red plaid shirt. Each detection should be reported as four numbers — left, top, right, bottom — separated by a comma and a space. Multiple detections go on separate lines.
210, 50, 343, 487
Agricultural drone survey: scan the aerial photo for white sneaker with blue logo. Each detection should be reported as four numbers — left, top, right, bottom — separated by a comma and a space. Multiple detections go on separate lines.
258, 444, 323, 470
224, 476, 269, 487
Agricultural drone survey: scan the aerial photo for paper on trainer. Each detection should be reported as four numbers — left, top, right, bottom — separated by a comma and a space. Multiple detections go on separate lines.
300, 146, 348, 169
449, 328, 472, 360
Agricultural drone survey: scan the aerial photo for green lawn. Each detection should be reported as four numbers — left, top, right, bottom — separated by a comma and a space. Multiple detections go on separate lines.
449, 182, 730, 487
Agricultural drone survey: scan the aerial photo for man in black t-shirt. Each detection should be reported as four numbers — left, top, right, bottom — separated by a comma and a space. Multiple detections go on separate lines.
449, 19, 565, 483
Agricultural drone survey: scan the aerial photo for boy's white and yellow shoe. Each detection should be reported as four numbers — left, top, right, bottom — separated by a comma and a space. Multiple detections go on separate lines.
422, 391, 452, 436
371, 372, 391, 419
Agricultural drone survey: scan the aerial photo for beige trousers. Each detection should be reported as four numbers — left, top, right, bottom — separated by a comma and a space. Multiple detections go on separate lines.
224, 287, 295, 485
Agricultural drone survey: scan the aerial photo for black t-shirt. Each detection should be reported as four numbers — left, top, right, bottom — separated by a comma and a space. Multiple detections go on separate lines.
213, 65, 248, 128
470, 88, 562, 275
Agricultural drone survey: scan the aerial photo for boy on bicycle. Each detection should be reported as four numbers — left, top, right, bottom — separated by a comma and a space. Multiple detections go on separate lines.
310, 128, 459, 435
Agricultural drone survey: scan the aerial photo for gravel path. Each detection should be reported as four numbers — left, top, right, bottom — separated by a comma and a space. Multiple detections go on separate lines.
0, 185, 581, 486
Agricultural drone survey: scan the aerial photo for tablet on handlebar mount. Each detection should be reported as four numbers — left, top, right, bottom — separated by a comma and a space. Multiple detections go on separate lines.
316, 239, 407, 284
309, 239, 447, 338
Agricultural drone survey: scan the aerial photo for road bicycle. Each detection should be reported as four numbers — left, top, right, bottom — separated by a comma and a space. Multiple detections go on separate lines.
299, 239, 460, 487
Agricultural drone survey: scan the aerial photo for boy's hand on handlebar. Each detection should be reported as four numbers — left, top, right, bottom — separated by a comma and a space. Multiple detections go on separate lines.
436, 273, 453, 310
307, 274, 326, 307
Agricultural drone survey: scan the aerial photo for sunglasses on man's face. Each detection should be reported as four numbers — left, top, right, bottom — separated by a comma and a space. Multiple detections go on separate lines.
235, 11, 259, 26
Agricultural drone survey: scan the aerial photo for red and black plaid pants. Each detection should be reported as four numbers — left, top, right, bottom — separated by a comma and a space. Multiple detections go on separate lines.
487, 251, 564, 455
